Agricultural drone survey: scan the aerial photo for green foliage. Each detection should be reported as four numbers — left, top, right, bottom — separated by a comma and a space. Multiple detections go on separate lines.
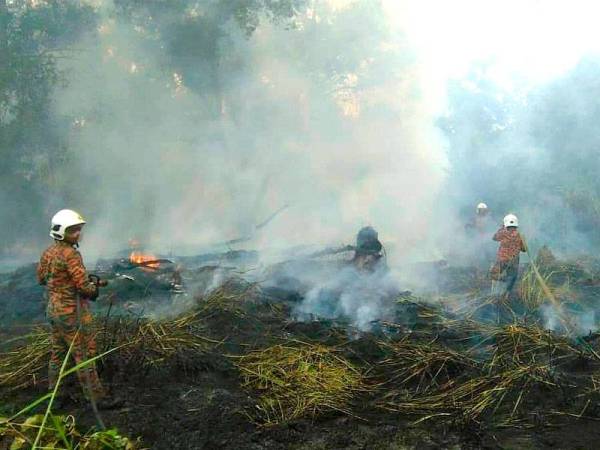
113, 0, 306, 36
1, 333, 130, 449
111, 0, 308, 107
0, 413, 139, 449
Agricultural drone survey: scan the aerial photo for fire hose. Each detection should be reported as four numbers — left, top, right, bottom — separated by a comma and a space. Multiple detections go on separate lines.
75, 274, 107, 429
520, 234, 574, 333
521, 234, 600, 359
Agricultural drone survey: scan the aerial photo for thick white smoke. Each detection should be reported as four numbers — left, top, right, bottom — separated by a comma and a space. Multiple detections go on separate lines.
50, 1, 447, 263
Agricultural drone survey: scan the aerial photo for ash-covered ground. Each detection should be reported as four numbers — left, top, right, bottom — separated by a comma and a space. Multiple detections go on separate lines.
3, 247, 600, 449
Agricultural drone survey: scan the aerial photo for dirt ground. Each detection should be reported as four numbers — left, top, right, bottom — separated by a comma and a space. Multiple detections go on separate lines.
3, 312, 600, 450
4, 355, 600, 450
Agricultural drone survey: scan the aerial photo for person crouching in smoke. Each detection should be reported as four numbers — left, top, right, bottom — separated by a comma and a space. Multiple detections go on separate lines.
37, 209, 121, 409
353, 226, 386, 272
490, 214, 527, 296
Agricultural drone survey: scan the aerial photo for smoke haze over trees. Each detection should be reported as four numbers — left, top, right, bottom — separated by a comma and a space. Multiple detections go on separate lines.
1, 0, 599, 261
1, 0, 442, 260
440, 59, 600, 254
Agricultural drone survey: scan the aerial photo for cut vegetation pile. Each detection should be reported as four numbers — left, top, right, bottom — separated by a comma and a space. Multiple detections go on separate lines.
378, 323, 598, 428
234, 341, 369, 425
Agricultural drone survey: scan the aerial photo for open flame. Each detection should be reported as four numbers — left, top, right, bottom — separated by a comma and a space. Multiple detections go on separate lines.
129, 251, 160, 269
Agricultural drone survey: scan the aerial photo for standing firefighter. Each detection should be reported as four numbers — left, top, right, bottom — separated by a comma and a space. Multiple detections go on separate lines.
37, 209, 117, 408
473, 203, 493, 234
490, 213, 527, 295
465, 202, 495, 267
466, 202, 492, 234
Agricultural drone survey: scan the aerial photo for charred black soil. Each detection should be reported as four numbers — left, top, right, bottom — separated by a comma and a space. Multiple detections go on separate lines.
3, 254, 600, 449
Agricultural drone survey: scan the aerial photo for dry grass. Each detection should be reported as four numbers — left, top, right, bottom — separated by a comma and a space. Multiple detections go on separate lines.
234, 340, 369, 425
100, 313, 219, 371
0, 329, 51, 390
3, 269, 600, 433
0, 276, 278, 393
377, 323, 590, 427
519, 267, 555, 312
490, 324, 579, 368
381, 363, 558, 427
378, 337, 480, 394
195, 278, 260, 319
0, 313, 219, 390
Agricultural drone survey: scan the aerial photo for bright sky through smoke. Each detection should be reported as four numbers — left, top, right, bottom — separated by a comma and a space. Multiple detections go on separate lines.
381, 0, 600, 105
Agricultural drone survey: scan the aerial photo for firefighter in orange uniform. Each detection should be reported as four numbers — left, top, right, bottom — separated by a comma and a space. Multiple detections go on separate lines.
37, 209, 118, 408
490, 213, 527, 295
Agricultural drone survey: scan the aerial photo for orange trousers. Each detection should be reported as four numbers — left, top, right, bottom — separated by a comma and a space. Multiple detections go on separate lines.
48, 307, 106, 400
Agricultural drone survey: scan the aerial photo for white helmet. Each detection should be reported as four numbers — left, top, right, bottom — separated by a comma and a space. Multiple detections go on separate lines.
477, 202, 488, 210
503, 213, 518, 228
49, 209, 86, 240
